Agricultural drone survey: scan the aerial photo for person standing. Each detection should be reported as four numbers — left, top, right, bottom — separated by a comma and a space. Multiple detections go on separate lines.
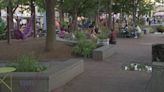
109, 29, 117, 44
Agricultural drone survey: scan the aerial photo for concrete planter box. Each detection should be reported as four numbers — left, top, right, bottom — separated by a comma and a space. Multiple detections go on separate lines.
0, 59, 84, 92
92, 45, 116, 60
151, 62, 164, 92
97, 39, 109, 46
151, 44, 164, 92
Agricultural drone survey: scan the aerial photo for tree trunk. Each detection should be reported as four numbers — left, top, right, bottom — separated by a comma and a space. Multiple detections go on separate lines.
7, 2, 13, 44
0, 8, 1, 18
59, 1, 64, 23
45, 0, 56, 51
31, 0, 36, 38
96, 0, 100, 27
107, 0, 112, 30
72, 10, 78, 32
133, 0, 137, 28
59, 9, 64, 23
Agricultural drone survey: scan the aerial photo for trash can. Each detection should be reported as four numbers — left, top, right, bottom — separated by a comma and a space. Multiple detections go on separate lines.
152, 44, 164, 62
151, 44, 164, 92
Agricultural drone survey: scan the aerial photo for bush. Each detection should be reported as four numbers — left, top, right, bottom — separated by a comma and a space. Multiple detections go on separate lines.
147, 27, 154, 33
0, 18, 5, 34
137, 18, 145, 26
6, 54, 46, 72
0, 18, 6, 40
98, 26, 109, 39
157, 25, 164, 33
74, 31, 86, 40
73, 39, 96, 57
72, 31, 96, 57
60, 20, 67, 28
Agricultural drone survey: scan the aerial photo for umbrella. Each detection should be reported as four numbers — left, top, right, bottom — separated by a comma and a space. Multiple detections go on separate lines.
154, 12, 164, 16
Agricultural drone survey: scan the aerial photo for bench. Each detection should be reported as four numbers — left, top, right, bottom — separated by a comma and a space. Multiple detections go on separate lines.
93, 45, 116, 60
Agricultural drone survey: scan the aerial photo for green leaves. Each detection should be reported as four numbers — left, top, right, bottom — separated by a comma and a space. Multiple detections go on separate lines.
72, 31, 97, 58
6, 54, 46, 72
63, 0, 98, 16
155, 0, 164, 3
74, 31, 86, 40
35, 0, 45, 12
109, 0, 153, 15
98, 26, 109, 39
0, 18, 6, 34
0, 0, 20, 9
73, 39, 96, 57
157, 25, 164, 33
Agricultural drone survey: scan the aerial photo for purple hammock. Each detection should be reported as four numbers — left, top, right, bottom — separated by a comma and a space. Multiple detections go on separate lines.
14, 17, 33, 40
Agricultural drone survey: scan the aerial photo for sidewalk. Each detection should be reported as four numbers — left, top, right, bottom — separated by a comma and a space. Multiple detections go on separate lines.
59, 34, 164, 92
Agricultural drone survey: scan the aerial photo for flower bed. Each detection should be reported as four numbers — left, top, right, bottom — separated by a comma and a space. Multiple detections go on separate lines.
124, 63, 152, 72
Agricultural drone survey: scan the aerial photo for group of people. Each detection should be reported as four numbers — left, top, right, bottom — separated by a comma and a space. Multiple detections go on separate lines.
121, 24, 142, 38
144, 16, 164, 25
57, 19, 117, 45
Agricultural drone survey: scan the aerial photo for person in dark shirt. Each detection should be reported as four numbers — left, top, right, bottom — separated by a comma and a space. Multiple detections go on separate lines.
109, 29, 117, 44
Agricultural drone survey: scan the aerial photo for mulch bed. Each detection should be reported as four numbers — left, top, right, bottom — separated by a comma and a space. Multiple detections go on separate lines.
0, 37, 73, 62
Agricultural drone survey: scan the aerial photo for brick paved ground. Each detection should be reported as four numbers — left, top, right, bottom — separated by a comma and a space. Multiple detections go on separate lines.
55, 33, 164, 92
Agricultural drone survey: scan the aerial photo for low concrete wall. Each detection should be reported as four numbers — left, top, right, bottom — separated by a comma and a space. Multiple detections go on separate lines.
92, 45, 116, 60
56, 37, 77, 46
151, 62, 164, 92
0, 59, 84, 92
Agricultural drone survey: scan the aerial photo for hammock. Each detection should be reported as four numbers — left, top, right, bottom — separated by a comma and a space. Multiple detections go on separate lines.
14, 16, 33, 39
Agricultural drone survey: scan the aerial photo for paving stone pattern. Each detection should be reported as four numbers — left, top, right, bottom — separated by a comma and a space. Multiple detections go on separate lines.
56, 34, 164, 92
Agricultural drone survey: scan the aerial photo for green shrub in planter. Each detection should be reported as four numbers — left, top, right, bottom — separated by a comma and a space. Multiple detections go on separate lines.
147, 27, 154, 33
0, 18, 6, 40
0, 18, 5, 33
73, 39, 96, 58
74, 31, 86, 40
157, 25, 164, 33
6, 54, 46, 72
98, 26, 109, 39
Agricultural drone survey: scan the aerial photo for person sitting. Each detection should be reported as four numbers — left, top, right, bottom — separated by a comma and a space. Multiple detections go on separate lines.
109, 29, 117, 44
90, 28, 97, 39
134, 25, 142, 38
14, 25, 25, 39
123, 24, 129, 37
59, 28, 65, 38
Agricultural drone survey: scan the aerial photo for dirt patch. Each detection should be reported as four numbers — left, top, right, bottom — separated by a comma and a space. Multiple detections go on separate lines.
0, 37, 73, 62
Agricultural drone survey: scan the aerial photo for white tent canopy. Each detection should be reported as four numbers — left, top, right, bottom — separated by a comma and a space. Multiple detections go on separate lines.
154, 12, 164, 16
